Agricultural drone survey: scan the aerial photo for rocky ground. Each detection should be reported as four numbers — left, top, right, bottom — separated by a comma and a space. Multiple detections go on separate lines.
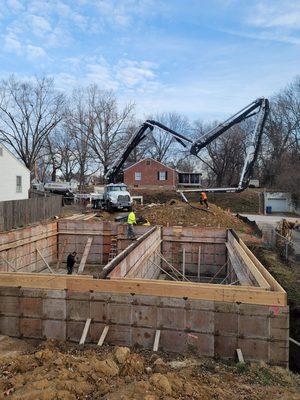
0, 338, 299, 400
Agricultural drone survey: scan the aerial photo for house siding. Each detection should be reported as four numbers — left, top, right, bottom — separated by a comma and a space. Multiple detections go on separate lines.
0, 144, 30, 201
124, 158, 177, 189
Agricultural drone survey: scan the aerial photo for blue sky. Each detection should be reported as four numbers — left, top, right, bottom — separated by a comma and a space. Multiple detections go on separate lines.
1, 0, 300, 119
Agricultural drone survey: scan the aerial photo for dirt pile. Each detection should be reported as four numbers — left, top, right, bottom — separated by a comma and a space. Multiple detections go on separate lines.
130, 188, 261, 214
137, 200, 252, 232
0, 340, 299, 399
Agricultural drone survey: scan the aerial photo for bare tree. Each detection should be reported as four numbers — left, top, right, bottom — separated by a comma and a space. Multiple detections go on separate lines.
146, 112, 190, 162
0, 75, 65, 173
86, 85, 135, 175
260, 77, 300, 186
193, 120, 248, 187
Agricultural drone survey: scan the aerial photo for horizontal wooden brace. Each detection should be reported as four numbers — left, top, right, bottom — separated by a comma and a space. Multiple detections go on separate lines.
0, 273, 287, 306
0, 231, 58, 252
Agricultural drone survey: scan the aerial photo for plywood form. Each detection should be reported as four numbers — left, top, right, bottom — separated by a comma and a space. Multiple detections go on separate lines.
0, 273, 286, 306
0, 222, 58, 273
109, 227, 162, 279
0, 286, 289, 366
161, 227, 227, 276
116, 225, 152, 253
58, 220, 119, 265
227, 231, 270, 289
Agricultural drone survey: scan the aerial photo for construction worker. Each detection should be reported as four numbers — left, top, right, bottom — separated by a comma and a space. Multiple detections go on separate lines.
200, 191, 209, 208
127, 209, 137, 239
66, 251, 77, 274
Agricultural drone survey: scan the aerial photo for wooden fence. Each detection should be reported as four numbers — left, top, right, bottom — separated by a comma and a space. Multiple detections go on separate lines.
0, 196, 62, 232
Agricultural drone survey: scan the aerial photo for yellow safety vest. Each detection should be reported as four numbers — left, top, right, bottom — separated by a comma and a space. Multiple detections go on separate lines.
127, 211, 136, 225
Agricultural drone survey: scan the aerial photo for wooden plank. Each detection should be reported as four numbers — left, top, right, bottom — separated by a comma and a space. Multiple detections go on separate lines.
228, 233, 270, 290
236, 348, 245, 363
153, 329, 161, 352
0, 256, 17, 272
0, 231, 57, 252
0, 273, 286, 306
36, 249, 54, 274
64, 213, 83, 220
97, 325, 109, 346
101, 227, 156, 278
59, 231, 106, 236
57, 238, 67, 269
78, 237, 93, 274
197, 247, 201, 281
163, 237, 225, 244
124, 240, 162, 278
79, 318, 92, 345
182, 248, 186, 280
236, 234, 285, 293
82, 213, 97, 221
226, 243, 253, 286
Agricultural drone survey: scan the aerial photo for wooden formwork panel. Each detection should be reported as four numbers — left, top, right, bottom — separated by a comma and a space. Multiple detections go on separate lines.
0, 222, 58, 272
117, 225, 151, 252
58, 234, 105, 264
109, 227, 161, 279
162, 241, 226, 275
0, 287, 289, 367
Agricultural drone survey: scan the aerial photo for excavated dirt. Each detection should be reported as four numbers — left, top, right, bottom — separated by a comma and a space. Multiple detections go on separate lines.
0, 339, 299, 400
61, 199, 254, 233
136, 200, 253, 232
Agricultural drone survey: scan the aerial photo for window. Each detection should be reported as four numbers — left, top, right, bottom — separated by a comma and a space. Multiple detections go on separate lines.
135, 172, 141, 181
158, 171, 168, 181
0, 147, 3, 156
16, 176, 22, 193
146, 160, 151, 165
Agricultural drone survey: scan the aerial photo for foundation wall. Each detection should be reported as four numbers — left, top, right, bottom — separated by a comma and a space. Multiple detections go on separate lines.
109, 227, 162, 279
0, 286, 289, 367
0, 222, 58, 273
58, 220, 119, 265
162, 227, 227, 277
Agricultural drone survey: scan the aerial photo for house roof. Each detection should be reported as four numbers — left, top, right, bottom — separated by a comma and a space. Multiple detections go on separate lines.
0, 141, 30, 173
123, 157, 176, 172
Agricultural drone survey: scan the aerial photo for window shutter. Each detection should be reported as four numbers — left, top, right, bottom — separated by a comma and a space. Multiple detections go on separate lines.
165, 171, 168, 180
157, 171, 159, 180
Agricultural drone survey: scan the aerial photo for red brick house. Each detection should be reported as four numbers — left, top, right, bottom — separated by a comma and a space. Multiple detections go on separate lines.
123, 158, 202, 189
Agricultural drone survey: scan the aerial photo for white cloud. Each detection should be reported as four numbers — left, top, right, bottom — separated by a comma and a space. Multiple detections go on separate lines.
86, 60, 119, 90
29, 14, 52, 35
224, 28, 300, 45
247, 1, 300, 29
6, 0, 24, 12
115, 60, 157, 87
3, 32, 22, 54
26, 44, 47, 59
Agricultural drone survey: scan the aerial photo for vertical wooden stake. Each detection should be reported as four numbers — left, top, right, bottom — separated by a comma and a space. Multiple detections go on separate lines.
182, 248, 186, 280
197, 246, 201, 282
37, 249, 54, 274
97, 325, 109, 346
153, 329, 161, 352
79, 318, 92, 345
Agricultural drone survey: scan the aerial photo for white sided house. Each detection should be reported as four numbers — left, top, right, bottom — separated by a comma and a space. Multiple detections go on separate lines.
0, 143, 30, 201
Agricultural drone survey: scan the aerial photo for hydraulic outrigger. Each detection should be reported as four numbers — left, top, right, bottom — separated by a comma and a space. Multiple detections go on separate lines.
105, 98, 269, 194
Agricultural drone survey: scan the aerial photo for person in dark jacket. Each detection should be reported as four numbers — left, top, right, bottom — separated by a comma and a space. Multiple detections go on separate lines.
67, 252, 77, 274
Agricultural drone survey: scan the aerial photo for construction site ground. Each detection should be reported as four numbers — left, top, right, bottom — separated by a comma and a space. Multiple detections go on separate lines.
0, 336, 299, 400
2, 191, 299, 396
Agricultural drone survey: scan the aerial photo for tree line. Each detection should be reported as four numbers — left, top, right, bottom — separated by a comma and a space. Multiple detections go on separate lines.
0, 74, 299, 200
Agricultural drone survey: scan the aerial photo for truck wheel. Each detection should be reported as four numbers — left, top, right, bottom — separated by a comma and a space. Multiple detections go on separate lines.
107, 203, 113, 212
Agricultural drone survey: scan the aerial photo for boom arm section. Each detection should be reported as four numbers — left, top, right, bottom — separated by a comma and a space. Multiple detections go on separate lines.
189, 97, 269, 192
105, 120, 192, 183
105, 98, 269, 193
